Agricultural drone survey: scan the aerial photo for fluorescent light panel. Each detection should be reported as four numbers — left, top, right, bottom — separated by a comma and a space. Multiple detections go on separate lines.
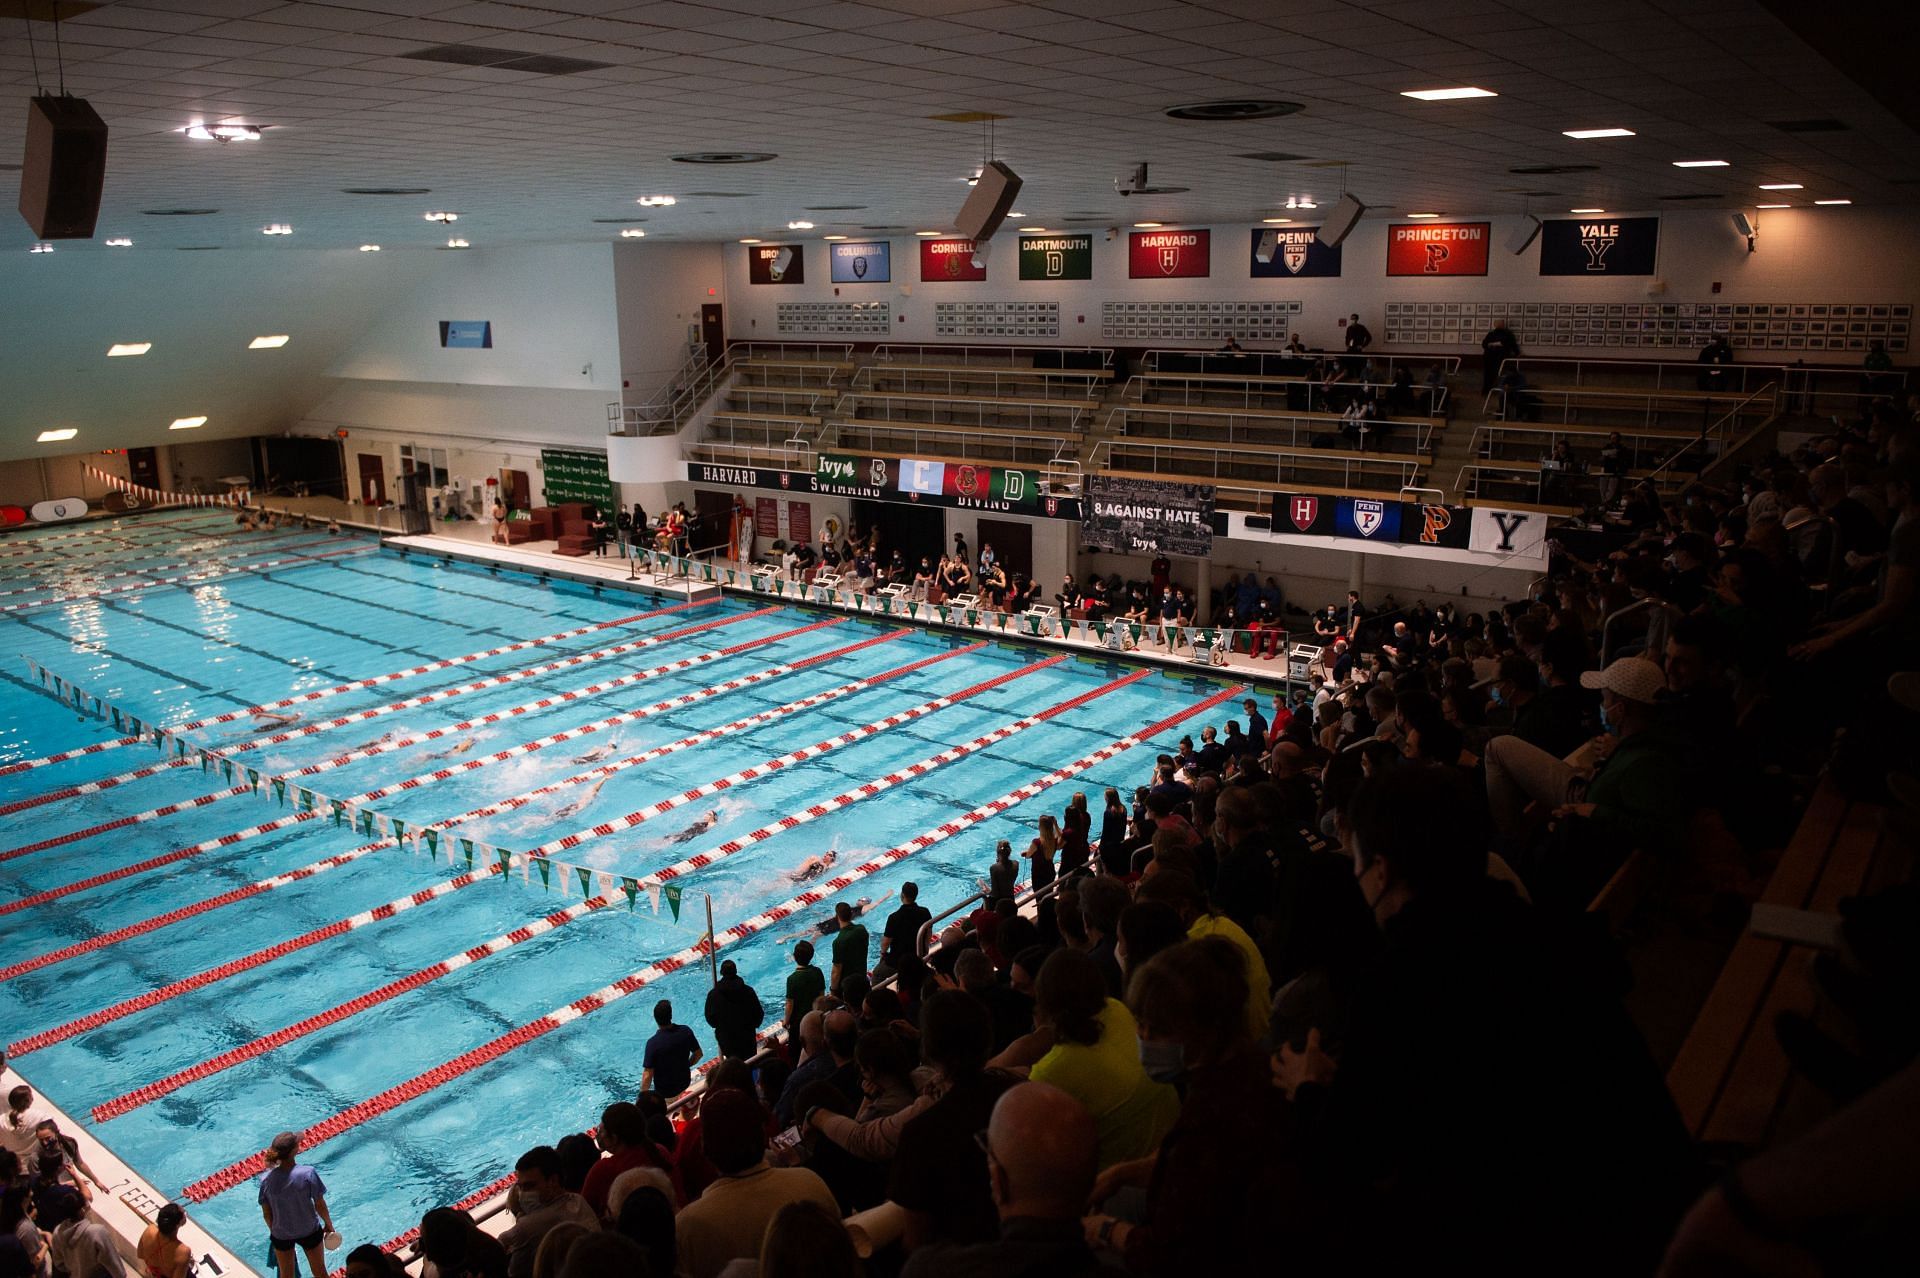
169, 416, 208, 430
1673, 159, 1729, 167
1570, 208, 1605, 213
1563, 128, 1635, 139
1815, 199, 1852, 205
37, 429, 77, 442
248, 335, 289, 349
1758, 183, 1803, 190
1756, 203, 1791, 209
1402, 87, 1496, 100
107, 342, 151, 357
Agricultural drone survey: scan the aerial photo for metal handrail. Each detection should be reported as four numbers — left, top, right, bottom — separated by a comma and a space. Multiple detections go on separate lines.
1640, 381, 1778, 491
726, 340, 856, 364
872, 343, 1114, 369
852, 364, 1106, 400
1498, 354, 1907, 398
1143, 348, 1462, 375
1114, 398, 1432, 457
1101, 437, 1422, 495
836, 392, 1089, 434
1129, 369, 1450, 413
829, 420, 1077, 468
1483, 381, 1777, 431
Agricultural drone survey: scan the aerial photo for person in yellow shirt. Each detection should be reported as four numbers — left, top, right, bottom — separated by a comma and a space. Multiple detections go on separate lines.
1026, 950, 1179, 1169
1136, 868, 1271, 1043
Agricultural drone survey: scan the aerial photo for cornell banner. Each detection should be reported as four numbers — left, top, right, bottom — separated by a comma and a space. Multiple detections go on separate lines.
1081, 476, 1214, 556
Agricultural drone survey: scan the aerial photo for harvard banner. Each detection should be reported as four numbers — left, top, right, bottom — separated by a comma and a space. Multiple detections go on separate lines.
1469, 507, 1548, 557
747, 244, 804, 284
829, 240, 891, 283
1272, 491, 1336, 536
684, 460, 1080, 521
1249, 227, 1341, 278
919, 238, 987, 282
1019, 233, 1093, 280
1128, 230, 1210, 279
1386, 222, 1490, 276
1539, 217, 1659, 276
1082, 475, 1214, 555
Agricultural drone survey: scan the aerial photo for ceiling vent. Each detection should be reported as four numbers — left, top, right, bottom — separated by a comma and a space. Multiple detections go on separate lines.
400, 44, 610, 75
1166, 100, 1303, 121
341, 187, 432, 196
1768, 118, 1848, 133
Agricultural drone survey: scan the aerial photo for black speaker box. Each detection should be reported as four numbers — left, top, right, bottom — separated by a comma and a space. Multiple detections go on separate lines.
19, 96, 108, 240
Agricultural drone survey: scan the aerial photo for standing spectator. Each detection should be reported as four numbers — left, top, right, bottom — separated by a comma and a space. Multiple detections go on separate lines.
879, 882, 931, 978
1697, 333, 1734, 394
890, 992, 1017, 1250
1599, 432, 1628, 505
675, 1091, 838, 1278
1060, 793, 1093, 878
1344, 312, 1372, 353
2, 1187, 46, 1278
1150, 555, 1171, 594
704, 960, 764, 1061
257, 1133, 334, 1278
987, 841, 1019, 909
640, 1001, 702, 1100
956, 950, 1034, 1056
44, 1192, 124, 1278
828, 902, 869, 998
1022, 817, 1059, 896
1481, 319, 1519, 394
783, 941, 826, 1057
499, 1148, 597, 1278
1098, 789, 1129, 876
1, 1091, 45, 1179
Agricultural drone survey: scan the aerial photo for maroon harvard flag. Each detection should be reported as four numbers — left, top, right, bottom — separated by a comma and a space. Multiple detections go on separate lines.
1128, 229, 1210, 279
1288, 495, 1320, 532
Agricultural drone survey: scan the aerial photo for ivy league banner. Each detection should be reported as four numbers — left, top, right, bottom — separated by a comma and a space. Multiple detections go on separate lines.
1082, 475, 1214, 555
1386, 222, 1490, 276
1128, 229, 1210, 279
829, 240, 891, 283
919, 238, 988, 282
1019, 233, 1093, 280
1249, 227, 1341, 278
1539, 217, 1659, 276
747, 244, 804, 284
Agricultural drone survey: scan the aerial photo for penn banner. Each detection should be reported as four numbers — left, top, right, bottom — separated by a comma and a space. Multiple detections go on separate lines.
1249, 227, 1341, 278
1335, 497, 1402, 542
1539, 216, 1659, 276
1386, 221, 1490, 276
747, 243, 805, 284
1397, 503, 1473, 549
829, 240, 891, 283
919, 238, 988, 282
1081, 475, 1214, 556
1018, 233, 1093, 281
1128, 229, 1210, 279
683, 460, 1080, 521
1470, 507, 1549, 558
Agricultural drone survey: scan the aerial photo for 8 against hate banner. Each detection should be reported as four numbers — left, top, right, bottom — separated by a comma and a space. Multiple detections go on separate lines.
1082, 475, 1214, 555
747, 243, 804, 284
1019, 233, 1093, 280
1248, 227, 1342, 278
684, 460, 1079, 521
1538, 216, 1659, 276
829, 240, 891, 283
1128, 229, 1210, 279
1386, 222, 1490, 276
920, 238, 988, 282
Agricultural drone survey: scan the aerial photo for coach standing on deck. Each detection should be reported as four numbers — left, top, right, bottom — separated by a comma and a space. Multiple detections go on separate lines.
259, 1132, 334, 1278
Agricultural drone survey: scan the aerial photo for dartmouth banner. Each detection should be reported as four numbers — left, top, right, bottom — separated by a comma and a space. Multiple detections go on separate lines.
539, 449, 613, 512
1081, 475, 1214, 556
1018, 233, 1093, 281
684, 460, 1081, 521
1539, 216, 1659, 276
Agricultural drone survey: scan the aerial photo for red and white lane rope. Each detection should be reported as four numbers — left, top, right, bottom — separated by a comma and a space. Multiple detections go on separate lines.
0, 630, 957, 967
2, 607, 772, 817
0, 524, 315, 572
4, 632, 964, 1030
180, 679, 1246, 1202
0, 615, 838, 853
0, 599, 700, 780
0, 543, 372, 616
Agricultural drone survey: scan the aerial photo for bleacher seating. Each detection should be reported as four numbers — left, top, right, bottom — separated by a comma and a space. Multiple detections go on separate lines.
1115, 402, 1437, 457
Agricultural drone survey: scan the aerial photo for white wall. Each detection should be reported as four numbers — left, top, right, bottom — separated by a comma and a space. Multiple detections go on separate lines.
611, 242, 727, 400
721, 208, 1920, 359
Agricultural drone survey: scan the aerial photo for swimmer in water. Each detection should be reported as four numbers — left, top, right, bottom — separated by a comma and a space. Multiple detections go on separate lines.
571, 736, 622, 765
776, 891, 892, 944
787, 847, 839, 884
425, 736, 478, 761
251, 710, 301, 730
553, 777, 607, 821
667, 809, 720, 845
354, 728, 398, 751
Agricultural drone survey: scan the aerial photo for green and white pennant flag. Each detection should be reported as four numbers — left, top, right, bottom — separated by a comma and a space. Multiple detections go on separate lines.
621, 876, 641, 911
271, 778, 289, 805
663, 882, 684, 921
461, 838, 477, 868
496, 849, 514, 878
535, 858, 553, 891
1129, 623, 1145, 644
576, 866, 594, 897
296, 787, 317, 811
965, 609, 979, 627
331, 800, 350, 827
360, 809, 378, 836
1092, 618, 1110, 641
422, 827, 440, 858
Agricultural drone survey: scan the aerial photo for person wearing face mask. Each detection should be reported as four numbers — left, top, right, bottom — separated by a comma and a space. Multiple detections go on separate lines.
1083, 937, 1304, 1273
499, 1147, 597, 1278
1273, 766, 1696, 1275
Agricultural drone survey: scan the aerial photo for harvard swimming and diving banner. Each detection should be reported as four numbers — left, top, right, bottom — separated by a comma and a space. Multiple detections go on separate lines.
920, 238, 988, 282
684, 461, 1081, 521
1538, 216, 1659, 276
1081, 475, 1214, 555
1128, 229, 1210, 279
1249, 227, 1341, 278
1386, 221, 1490, 276
1019, 233, 1093, 280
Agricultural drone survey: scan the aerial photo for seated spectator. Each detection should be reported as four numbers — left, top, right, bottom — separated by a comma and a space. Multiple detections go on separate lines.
773, 1012, 831, 1127
956, 949, 1033, 1055
900, 1082, 1103, 1278
757, 1200, 860, 1278
676, 1089, 838, 1278
418, 1208, 508, 1278
580, 1102, 676, 1220
499, 1147, 597, 1278
890, 992, 1016, 1250
1026, 950, 1179, 1168
1135, 869, 1271, 1044
808, 1026, 930, 1167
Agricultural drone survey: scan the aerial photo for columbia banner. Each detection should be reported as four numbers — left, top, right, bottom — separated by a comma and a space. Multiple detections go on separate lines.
1081, 475, 1214, 556
829, 241, 891, 283
1539, 217, 1659, 276
919, 238, 987, 282
1249, 227, 1341, 278
1129, 229, 1210, 279
747, 244, 804, 284
1018, 233, 1093, 280
1387, 221, 1490, 276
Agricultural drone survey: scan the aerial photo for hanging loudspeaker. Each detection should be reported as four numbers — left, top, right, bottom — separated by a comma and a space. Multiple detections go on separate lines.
1255, 229, 1279, 263
1730, 212, 1755, 238
955, 160, 1022, 243
771, 246, 794, 279
18, 96, 108, 240
1317, 193, 1366, 248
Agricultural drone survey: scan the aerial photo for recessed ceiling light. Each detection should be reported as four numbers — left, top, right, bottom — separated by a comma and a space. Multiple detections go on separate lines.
786, 220, 814, 229
444, 238, 470, 248
1756, 203, 1791, 209
635, 195, 676, 207
1815, 199, 1852, 205
1017, 226, 1047, 233
1570, 207, 1605, 213
37, 429, 77, 442
671, 152, 778, 164
1405, 211, 1441, 218
424, 211, 458, 223
619, 228, 646, 238
249, 335, 289, 349
1261, 217, 1292, 224
823, 234, 849, 241
105, 237, 132, 248
1563, 128, 1635, 139
1006, 211, 1026, 218
1673, 159, 1729, 168
739, 238, 762, 244
1401, 87, 1496, 100
262, 223, 292, 235
1758, 183, 1803, 190
183, 123, 262, 142
1133, 221, 1164, 229
169, 416, 208, 431
914, 230, 942, 237
359, 244, 382, 252
28, 243, 53, 254
107, 342, 151, 357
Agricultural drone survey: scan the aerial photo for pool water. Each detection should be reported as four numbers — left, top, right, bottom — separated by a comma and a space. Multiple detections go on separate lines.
0, 509, 1243, 1261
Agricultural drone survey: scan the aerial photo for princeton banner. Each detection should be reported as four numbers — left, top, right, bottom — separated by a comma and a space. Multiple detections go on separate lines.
1269, 492, 1470, 549
1081, 475, 1214, 555
1539, 216, 1659, 276
1386, 221, 1490, 276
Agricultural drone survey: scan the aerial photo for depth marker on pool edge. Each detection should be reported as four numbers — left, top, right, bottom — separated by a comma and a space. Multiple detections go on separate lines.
179, 680, 1247, 1201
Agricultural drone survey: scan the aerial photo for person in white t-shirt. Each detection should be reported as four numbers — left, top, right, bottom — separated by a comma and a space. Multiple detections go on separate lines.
2, 1088, 49, 1177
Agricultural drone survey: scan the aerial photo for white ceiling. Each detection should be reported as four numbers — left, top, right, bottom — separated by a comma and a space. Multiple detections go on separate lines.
3, 0, 1916, 253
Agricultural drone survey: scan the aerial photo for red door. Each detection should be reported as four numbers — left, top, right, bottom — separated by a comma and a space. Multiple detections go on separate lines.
358, 453, 386, 505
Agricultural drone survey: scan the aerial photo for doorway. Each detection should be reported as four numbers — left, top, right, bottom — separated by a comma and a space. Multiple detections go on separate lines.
976, 518, 1033, 583
691, 489, 735, 552
853, 499, 942, 572
702, 304, 726, 366
128, 447, 159, 488
357, 453, 386, 505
